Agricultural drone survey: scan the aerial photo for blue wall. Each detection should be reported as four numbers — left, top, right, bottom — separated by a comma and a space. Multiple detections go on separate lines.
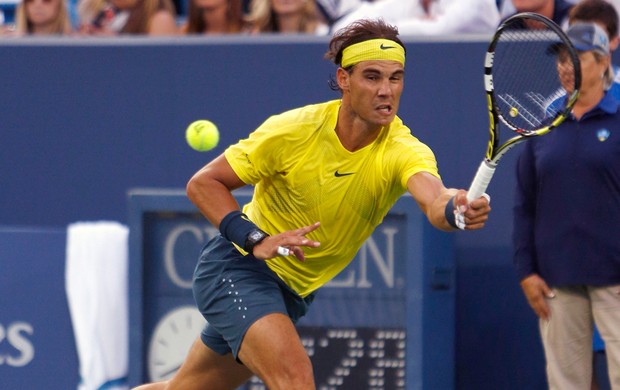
0, 35, 580, 388
0, 227, 79, 389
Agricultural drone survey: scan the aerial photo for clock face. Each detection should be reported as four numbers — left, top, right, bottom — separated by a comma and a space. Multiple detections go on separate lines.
147, 306, 206, 381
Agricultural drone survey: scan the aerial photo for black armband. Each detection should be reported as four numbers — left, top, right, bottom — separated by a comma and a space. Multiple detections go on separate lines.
219, 211, 268, 253
444, 196, 458, 229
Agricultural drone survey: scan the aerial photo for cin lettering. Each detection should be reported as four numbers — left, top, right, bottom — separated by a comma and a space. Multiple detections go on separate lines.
163, 224, 219, 289
163, 224, 400, 290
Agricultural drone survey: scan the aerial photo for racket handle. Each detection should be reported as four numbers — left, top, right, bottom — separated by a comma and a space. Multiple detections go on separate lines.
466, 160, 497, 203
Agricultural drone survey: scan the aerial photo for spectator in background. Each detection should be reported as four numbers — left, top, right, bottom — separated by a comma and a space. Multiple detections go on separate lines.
79, 0, 177, 35
76, 0, 114, 33
245, 0, 327, 34
181, 0, 246, 34
502, 0, 573, 29
10, 0, 73, 34
501, 0, 620, 21
315, 0, 364, 27
513, 22, 620, 390
569, 0, 620, 96
568, 4, 620, 390
330, 0, 500, 36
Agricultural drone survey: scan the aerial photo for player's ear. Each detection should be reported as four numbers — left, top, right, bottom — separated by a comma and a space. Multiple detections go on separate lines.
336, 67, 350, 91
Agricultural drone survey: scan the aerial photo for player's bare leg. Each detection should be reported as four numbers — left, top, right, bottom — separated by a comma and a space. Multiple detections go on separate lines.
238, 312, 315, 390
132, 337, 253, 390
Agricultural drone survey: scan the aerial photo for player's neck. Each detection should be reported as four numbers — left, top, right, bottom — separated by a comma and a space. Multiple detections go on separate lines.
335, 107, 382, 152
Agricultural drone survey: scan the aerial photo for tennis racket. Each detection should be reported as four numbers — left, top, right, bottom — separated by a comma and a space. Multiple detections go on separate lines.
466, 12, 581, 203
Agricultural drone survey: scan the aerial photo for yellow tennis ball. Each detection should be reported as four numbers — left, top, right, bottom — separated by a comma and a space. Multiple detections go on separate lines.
509, 107, 519, 117
185, 120, 219, 152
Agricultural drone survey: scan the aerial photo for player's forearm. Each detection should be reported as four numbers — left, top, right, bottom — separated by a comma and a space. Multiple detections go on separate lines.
407, 172, 458, 231
187, 175, 241, 228
429, 188, 459, 232
186, 155, 246, 227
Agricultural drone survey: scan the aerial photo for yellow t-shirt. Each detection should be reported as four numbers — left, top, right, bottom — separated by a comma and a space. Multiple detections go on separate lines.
224, 99, 439, 297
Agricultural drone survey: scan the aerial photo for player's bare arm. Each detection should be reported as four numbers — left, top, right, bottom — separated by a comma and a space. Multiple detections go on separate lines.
187, 154, 321, 261
186, 153, 246, 227
407, 172, 490, 231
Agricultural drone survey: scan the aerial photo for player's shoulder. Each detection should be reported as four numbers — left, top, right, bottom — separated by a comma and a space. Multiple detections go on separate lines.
386, 116, 418, 142
276, 100, 339, 116
256, 100, 339, 143
385, 116, 433, 153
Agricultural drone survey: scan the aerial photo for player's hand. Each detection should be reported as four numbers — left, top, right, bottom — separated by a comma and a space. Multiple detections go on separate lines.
520, 274, 554, 320
252, 222, 321, 262
453, 191, 491, 230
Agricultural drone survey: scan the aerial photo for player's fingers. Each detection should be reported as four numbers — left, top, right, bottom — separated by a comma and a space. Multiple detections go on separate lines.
461, 211, 489, 229
291, 221, 321, 235
280, 235, 320, 249
463, 220, 487, 230
453, 191, 469, 212
276, 246, 290, 256
291, 246, 306, 262
467, 212, 490, 223
468, 195, 491, 211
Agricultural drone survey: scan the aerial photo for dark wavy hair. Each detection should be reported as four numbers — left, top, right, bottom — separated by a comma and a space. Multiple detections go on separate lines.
324, 18, 406, 91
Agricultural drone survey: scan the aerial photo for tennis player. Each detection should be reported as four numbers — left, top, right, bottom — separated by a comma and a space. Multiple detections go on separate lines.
133, 18, 491, 390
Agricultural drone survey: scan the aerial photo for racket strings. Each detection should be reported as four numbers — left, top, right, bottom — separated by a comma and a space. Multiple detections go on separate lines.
490, 27, 576, 133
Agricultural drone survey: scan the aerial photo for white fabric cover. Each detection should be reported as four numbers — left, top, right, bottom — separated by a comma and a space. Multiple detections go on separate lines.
66, 221, 129, 390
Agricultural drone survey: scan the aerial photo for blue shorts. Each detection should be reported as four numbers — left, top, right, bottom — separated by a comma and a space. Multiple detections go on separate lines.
193, 235, 315, 360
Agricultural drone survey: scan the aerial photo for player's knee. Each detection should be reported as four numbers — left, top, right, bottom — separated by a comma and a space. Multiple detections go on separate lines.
272, 356, 315, 389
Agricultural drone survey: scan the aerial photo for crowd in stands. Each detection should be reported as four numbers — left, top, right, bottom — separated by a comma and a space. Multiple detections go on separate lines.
2, 0, 619, 38
0, 0, 550, 37
0, 0, 319, 35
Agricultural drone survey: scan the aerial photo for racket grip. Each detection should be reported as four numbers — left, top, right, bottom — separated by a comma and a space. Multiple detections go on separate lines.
466, 160, 497, 203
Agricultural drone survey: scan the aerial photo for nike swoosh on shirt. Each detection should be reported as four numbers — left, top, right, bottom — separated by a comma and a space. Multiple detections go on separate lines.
334, 170, 355, 177
380, 44, 396, 50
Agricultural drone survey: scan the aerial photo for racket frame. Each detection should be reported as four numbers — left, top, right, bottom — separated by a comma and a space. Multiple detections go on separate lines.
466, 12, 581, 203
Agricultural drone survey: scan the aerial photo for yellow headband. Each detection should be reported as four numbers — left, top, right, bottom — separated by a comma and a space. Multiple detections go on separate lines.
341, 38, 406, 68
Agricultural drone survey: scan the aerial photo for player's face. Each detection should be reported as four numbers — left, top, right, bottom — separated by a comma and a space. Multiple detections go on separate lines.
343, 60, 405, 127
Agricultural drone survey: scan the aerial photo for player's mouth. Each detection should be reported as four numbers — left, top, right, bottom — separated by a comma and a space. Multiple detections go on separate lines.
376, 104, 393, 115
